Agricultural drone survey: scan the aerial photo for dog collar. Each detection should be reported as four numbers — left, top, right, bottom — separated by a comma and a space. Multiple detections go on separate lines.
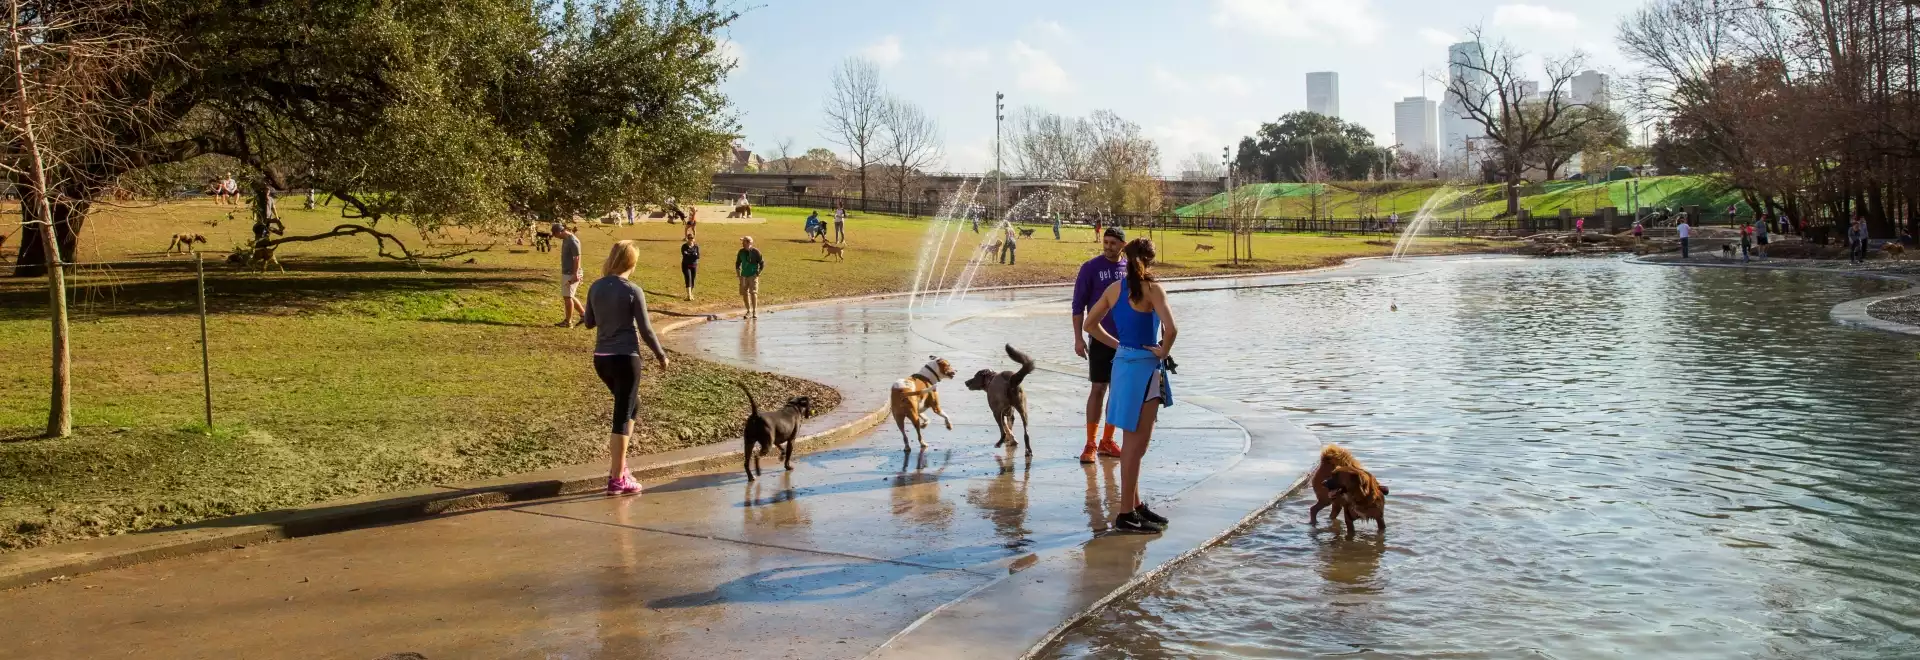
914, 362, 947, 389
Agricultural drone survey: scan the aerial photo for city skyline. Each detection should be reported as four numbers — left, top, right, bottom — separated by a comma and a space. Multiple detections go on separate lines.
1307, 71, 1341, 118
717, 1, 1644, 172
1394, 96, 1438, 159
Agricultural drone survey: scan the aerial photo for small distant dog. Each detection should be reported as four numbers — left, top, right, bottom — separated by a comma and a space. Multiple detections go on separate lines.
534, 231, 552, 252
983, 241, 1002, 256
1309, 444, 1389, 536
821, 242, 847, 261
1885, 242, 1906, 259
1721, 244, 1735, 258
964, 344, 1036, 455
227, 246, 285, 273
738, 383, 814, 481
729, 204, 752, 218
1194, 244, 1216, 253
1017, 228, 1036, 238
167, 233, 208, 254
889, 356, 956, 450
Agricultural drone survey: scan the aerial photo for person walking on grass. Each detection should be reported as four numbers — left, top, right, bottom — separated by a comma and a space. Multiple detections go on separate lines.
1053, 213, 1062, 240
582, 240, 670, 496
1000, 224, 1017, 264
1072, 227, 1129, 465
556, 223, 585, 327
736, 235, 765, 319
1754, 216, 1769, 260
1082, 237, 1178, 534
680, 235, 701, 301
833, 203, 847, 243
1677, 215, 1692, 259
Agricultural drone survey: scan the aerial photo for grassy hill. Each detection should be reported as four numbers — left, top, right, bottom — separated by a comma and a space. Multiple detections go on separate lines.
1177, 175, 1745, 221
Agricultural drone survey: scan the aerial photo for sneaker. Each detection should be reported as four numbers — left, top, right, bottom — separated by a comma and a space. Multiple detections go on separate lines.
1135, 504, 1168, 526
1078, 447, 1098, 464
1112, 512, 1164, 534
606, 474, 643, 495
1096, 439, 1123, 458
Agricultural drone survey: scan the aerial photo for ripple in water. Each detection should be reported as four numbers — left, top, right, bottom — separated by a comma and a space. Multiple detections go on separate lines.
957, 258, 1920, 659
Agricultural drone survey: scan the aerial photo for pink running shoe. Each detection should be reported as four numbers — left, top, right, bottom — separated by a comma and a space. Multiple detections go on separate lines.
606, 474, 643, 495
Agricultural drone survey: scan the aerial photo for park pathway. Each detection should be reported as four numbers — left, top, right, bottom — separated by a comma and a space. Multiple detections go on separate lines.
0, 256, 1446, 659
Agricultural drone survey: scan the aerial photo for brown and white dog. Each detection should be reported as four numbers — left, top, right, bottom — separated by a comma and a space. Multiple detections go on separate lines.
821, 242, 847, 261
1308, 444, 1389, 536
167, 233, 209, 255
889, 356, 955, 450
1194, 244, 1216, 253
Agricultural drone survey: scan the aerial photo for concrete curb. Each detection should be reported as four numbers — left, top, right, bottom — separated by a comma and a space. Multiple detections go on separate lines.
0, 254, 1390, 591
1626, 255, 1920, 337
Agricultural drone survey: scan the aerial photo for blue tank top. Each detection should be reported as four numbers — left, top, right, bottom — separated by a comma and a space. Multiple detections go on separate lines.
1114, 278, 1160, 348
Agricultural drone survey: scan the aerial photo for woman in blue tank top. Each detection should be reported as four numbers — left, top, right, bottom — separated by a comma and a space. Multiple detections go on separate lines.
1082, 238, 1180, 534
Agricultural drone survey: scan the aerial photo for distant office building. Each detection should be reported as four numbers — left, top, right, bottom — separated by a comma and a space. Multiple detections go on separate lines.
1306, 72, 1340, 118
1571, 69, 1610, 108
1394, 96, 1438, 159
1514, 79, 1540, 101
1442, 42, 1488, 163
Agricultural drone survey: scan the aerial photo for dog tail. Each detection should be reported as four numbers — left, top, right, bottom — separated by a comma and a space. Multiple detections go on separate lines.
1005, 344, 1035, 389
736, 382, 761, 416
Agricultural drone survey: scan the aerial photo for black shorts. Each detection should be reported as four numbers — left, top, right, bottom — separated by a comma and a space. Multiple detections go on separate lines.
1087, 334, 1116, 384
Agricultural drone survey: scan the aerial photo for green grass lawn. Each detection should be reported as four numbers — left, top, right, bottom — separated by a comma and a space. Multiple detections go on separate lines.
0, 197, 1477, 550
1176, 175, 1746, 220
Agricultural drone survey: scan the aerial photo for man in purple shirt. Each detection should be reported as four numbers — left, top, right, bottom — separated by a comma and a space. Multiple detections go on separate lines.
1073, 227, 1129, 464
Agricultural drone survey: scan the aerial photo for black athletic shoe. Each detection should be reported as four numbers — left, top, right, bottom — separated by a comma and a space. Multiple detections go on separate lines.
1135, 504, 1168, 526
1112, 512, 1165, 534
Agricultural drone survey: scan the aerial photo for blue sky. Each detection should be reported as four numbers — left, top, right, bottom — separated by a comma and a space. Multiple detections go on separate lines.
716, 0, 1645, 173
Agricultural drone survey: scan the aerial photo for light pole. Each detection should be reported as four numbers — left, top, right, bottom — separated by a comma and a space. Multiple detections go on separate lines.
994, 92, 1005, 213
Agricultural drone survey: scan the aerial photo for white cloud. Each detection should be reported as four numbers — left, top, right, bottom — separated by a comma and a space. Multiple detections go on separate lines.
1009, 41, 1071, 94
862, 35, 904, 67
1031, 19, 1072, 42
1202, 74, 1254, 97
936, 47, 993, 72
1492, 4, 1580, 31
714, 38, 744, 72
1418, 28, 1458, 46
1211, 0, 1384, 44
1148, 117, 1259, 170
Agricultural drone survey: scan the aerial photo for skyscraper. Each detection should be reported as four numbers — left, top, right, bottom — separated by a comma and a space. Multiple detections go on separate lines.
1442, 41, 1489, 164
1394, 96, 1438, 159
1571, 70, 1610, 108
1306, 72, 1340, 118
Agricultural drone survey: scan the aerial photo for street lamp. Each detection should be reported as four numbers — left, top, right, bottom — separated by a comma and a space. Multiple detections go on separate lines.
994, 92, 1005, 212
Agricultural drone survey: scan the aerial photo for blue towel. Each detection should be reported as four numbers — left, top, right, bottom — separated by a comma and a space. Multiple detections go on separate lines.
1105, 346, 1173, 432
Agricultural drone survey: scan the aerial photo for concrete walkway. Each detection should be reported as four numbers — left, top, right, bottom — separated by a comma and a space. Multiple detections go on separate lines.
0, 258, 1448, 659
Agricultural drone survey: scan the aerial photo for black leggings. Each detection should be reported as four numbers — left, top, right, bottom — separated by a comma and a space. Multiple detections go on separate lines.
593, 355, 643, 435
682, 266, 697, 289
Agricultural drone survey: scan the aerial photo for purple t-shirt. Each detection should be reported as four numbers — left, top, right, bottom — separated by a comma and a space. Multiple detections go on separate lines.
1072, 255, 1128, 335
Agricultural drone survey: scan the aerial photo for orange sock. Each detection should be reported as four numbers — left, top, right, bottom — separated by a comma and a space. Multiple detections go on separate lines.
1101, 424, 1117, 444
1085, 423, 1098, 449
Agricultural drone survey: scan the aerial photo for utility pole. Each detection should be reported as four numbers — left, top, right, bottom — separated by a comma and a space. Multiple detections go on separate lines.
994, 92, 1005, 213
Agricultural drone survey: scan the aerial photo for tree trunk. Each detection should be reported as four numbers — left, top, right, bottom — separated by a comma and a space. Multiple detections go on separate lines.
8, 3, 72, 437
11, 197, 86, 277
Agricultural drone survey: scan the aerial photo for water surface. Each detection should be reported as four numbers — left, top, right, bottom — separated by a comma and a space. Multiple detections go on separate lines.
957, 258, 1920, 659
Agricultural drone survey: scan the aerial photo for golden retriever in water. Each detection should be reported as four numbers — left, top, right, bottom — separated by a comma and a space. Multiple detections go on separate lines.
1309, 444, 1389, 536
889, 357, 955, 450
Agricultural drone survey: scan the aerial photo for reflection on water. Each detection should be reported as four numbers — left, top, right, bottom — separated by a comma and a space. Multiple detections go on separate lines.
956, 258, 1920, 659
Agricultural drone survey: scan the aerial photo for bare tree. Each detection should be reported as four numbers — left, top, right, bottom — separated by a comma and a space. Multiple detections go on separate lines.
1006, 107, 1091, 179
767, 136, 796, 175
1434, 28, 1596, 216
822, 57, 886, 201
1080, 110, 1160, 215
3, 0, 159, 437
1177, 151, 1225, 180
877, 96, 943, 204
1392, 146, 1436, 179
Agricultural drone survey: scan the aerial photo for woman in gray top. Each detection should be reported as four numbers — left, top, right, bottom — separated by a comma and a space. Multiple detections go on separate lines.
582, 240, 671, 495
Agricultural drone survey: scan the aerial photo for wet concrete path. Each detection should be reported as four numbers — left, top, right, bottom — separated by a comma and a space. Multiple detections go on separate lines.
0, 257, 1441, 659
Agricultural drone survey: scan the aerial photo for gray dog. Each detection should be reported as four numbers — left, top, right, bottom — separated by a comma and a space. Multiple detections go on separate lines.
965, 344, 1036, 455
739, 384, 814, 480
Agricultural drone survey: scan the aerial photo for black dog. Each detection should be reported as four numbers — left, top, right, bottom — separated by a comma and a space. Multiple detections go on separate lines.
740, 383, 814, 480
534, 231, 552, 252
